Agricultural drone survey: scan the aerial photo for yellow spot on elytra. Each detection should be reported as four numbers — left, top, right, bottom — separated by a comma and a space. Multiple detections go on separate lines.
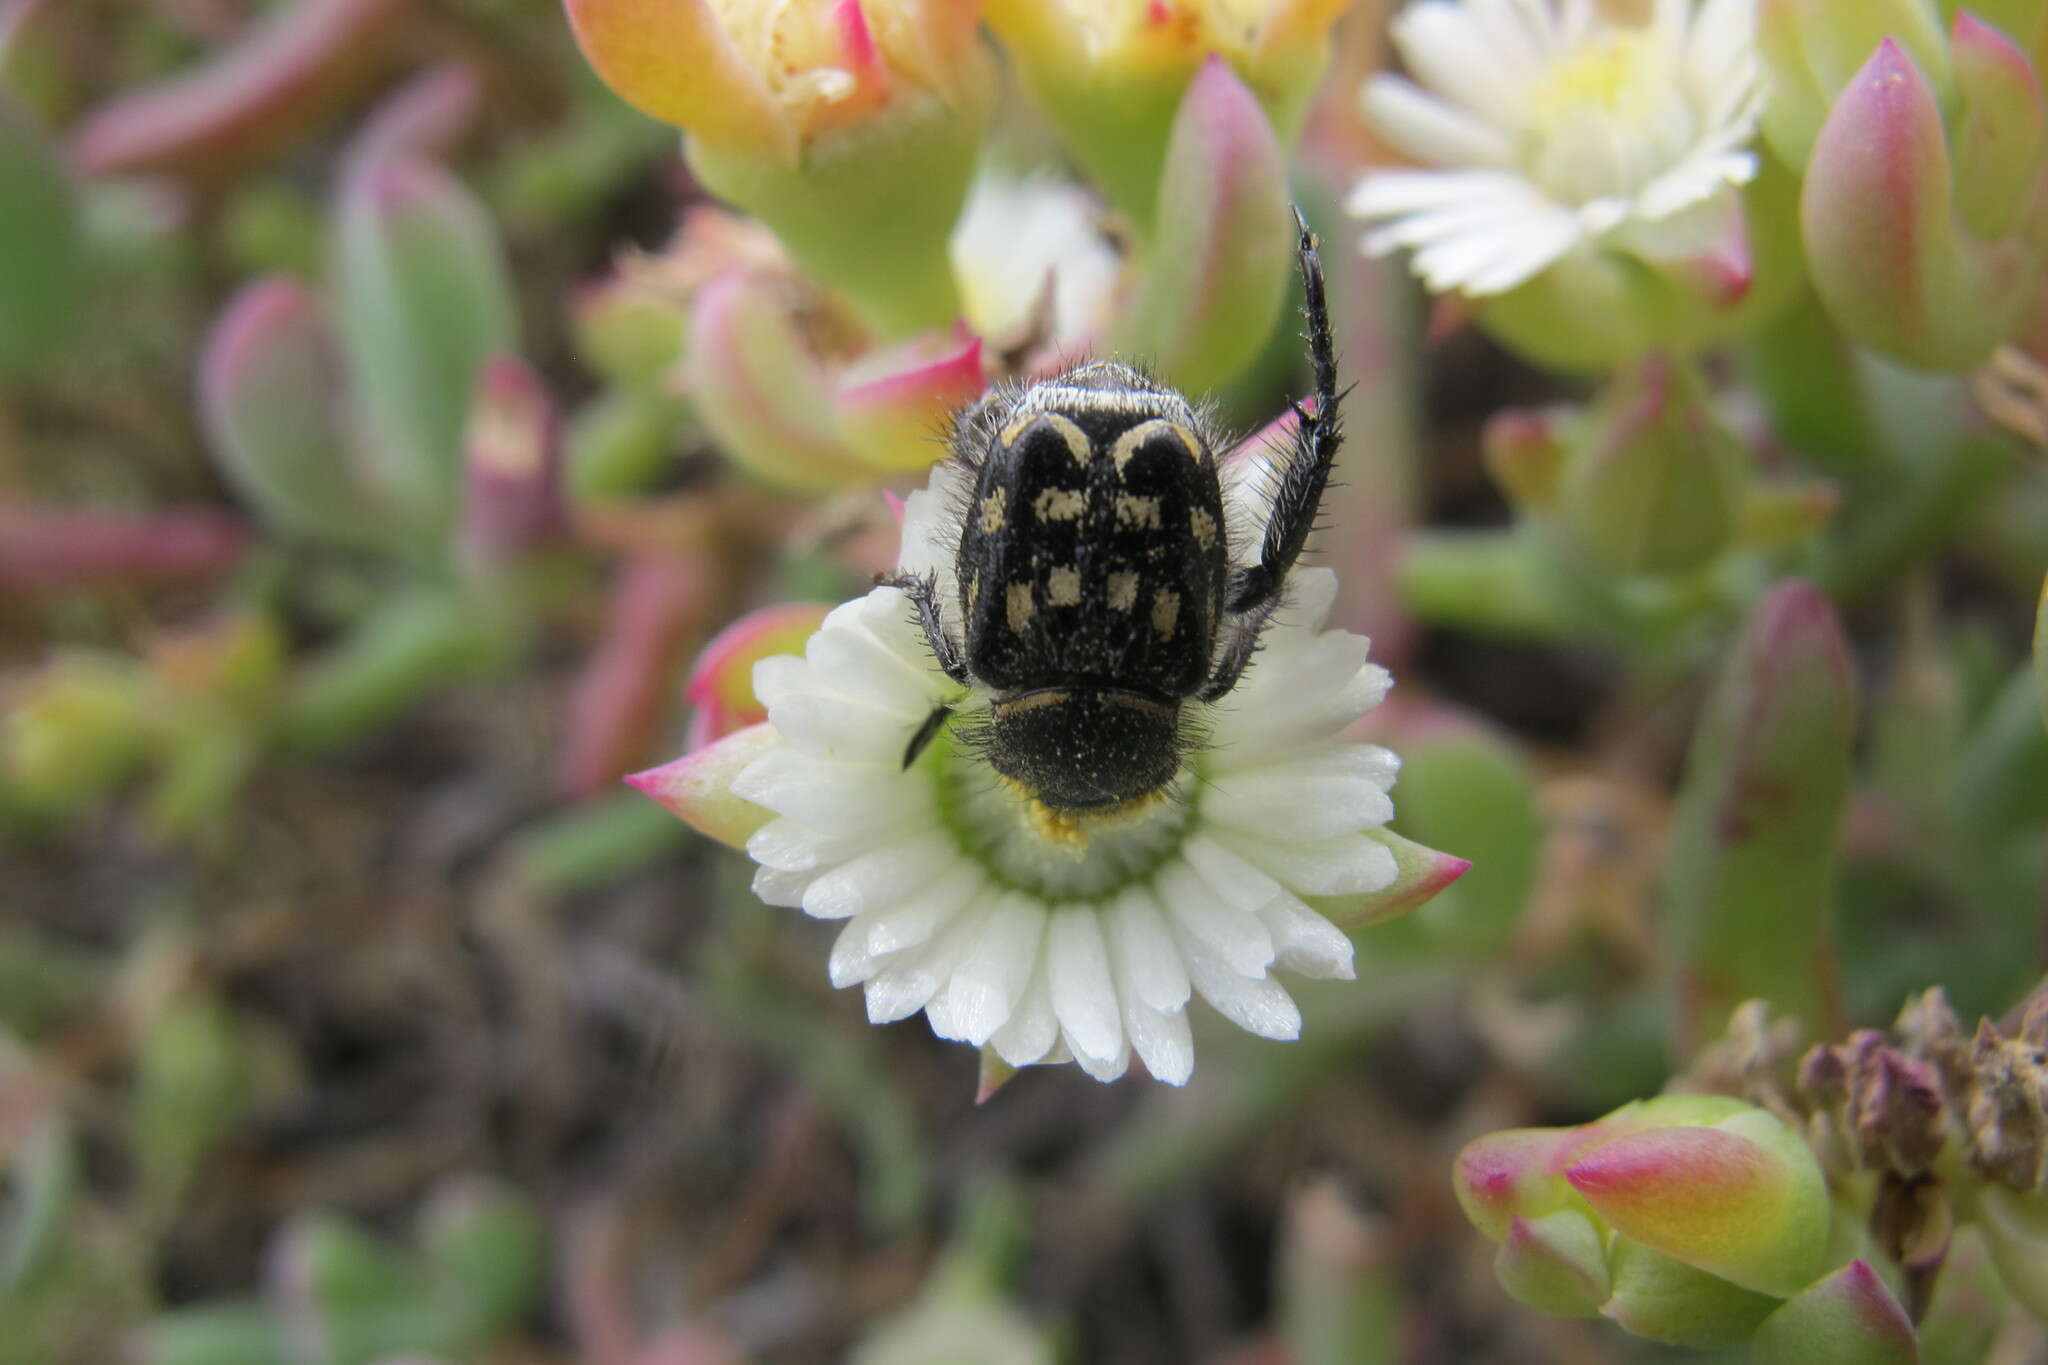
979, 487, 1007, 534
1151, 588, 1181, 637
1032, 487, 1086, 521
1047, 565, 1082, 606
967, 571, 980, 611
1116, 494, 1162, 530
1006, 582, 1035, 631
1106, 571, 1139, 612
1190, 506, 1217, 550
1110, 418, 1205, 473
1001, 411, 1093, 466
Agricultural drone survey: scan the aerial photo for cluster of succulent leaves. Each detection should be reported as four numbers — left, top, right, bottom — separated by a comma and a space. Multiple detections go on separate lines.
1, 0, 2047, 1362
1408, 1, 2048, 1355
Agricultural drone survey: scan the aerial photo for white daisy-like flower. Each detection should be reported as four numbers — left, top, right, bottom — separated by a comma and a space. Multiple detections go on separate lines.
1347, 0, 1764, 296
704, 456, 1413, 1086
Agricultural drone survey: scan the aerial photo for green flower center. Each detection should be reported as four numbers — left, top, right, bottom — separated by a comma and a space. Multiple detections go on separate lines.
922, 727, 1200, 905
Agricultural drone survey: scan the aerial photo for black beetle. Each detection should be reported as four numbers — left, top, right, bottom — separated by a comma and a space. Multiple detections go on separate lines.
887, 207, 1343, 830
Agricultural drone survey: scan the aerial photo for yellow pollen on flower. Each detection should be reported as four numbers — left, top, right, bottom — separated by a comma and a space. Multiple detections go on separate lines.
1003, 776, 1174, 854
1524, 31, 1657, 128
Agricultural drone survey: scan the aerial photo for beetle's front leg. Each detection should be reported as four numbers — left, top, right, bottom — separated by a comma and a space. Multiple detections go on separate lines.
879, 570, 971, 686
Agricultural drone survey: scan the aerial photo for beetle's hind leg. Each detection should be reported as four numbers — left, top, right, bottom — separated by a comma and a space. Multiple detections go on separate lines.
1199, 597, 1280, 702
1225, 205, 1346, 618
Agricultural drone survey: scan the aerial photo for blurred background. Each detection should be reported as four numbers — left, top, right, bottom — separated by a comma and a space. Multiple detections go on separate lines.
2, 0, 2046, 1362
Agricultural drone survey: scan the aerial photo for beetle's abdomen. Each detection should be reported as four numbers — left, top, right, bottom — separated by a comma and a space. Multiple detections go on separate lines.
983, 686, 1183, 811
957, 403, 1227, 698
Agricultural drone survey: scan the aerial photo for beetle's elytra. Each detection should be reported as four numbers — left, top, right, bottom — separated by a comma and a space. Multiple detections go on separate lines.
887, 208, 1344, 834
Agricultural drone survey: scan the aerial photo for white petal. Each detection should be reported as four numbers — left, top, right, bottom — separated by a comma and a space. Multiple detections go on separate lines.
1220, 621, 1371, 705
734, 749, 914, 822
1122, 998, 1194, 1086
750, 864, 814, 908
896, 491, 946, 573
1391, 1, 1538, 127
1273, 568, 1340, 634
1065, 1029, 1130, 1083
747, 815, 914, 873
1686, 0, 1754, 85
750, 652, 812, 713
1104, 916, 1195, 1085
752, 656, 929, 762
1557, 0, 1596, 44
762, 691, 930, 762
1178, 834, 1282, 914
800, 830, 958, 920
929, 894, 1046, 1045
805, 613, 943, 711
863, 861, 983, 956
1400, 210, 1581, 295
1212, 828, 1400, 899
1179, 940, 1302, 1042
1180, 835, 1355, 982
1636, 154, 1753, 224
863, 891, 993, 1023
1347, 167, 1530, 219
990, 957, 1059, 1066
1349, 166, 1586, 296
1648, 0, 1689, 45
1363, 76, 1515, 169
1207, 632, 1381, 757
1256, 898, 1356, 981
1471, 0, 1559, 66
896, 463, 972, 580
829, 913, 892, 988
1697, 69, 1765, 141
1046, 910, 1123, 1067
1450, 215, 1588, 294
1154, 861, 1275, 979
1105, 886, 1191, 1012
854, 586, 958, 679
1205, 749, 1398, 840
1613, 188, 1728, 260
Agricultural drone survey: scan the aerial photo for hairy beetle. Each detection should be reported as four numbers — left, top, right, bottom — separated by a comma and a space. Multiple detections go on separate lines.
888, 208, 1343, 830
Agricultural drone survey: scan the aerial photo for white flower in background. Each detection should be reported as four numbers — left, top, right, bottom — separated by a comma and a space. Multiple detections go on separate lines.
949, 169, 1122, 354
1347, 0, 1763, 296
725, 459, 1406, 1084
